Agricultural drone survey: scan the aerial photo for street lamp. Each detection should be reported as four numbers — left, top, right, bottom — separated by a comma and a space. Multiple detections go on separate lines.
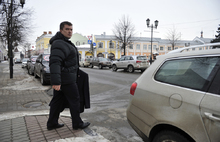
146, 18, 159, 64
0, 0, 25, 78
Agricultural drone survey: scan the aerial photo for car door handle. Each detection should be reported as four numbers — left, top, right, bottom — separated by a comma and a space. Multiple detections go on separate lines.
204, 112, 220, 122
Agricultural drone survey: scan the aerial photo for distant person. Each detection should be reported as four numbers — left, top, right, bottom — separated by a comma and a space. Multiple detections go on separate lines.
47, 21, 90, 130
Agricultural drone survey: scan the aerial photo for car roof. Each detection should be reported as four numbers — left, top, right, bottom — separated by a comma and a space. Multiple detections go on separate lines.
157, 48, 220, 62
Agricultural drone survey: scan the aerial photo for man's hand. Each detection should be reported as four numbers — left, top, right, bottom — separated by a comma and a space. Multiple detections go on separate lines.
52, 85, 61, 91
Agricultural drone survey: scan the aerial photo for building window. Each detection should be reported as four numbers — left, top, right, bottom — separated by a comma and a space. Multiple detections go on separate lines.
148, 45, 151, 50
175, 47, 178, 50
143, 45, 147, 50
109, 41, 114, 48
153, 45, 157, 50
168, 47, 172, 50
76, 41, 80, 46
98, 42, 103, 48
129, 44, 133, 49
160, 46, 164, 51
192, 48, 195, 51
83, 42, 85, 45
199, 48, 202, 50
136, 44, 140, 50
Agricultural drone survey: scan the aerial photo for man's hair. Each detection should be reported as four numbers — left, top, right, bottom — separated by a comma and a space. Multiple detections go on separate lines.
60, 21, 72, 30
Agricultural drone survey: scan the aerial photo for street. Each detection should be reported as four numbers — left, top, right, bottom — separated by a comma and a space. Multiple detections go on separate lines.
0, 62, 143, 142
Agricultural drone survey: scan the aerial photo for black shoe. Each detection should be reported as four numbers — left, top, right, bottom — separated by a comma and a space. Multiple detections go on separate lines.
73, 122, 90, 130
47, 123, 64, 130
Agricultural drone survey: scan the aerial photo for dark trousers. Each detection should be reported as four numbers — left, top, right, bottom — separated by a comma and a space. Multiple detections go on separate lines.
47, 83, 83, 128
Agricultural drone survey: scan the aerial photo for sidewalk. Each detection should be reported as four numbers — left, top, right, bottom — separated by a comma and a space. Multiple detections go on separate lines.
0, 61, 109, 142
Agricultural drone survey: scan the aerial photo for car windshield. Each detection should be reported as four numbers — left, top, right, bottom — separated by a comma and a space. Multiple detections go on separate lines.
31, 58, 37, 62
22, 59, 28, 62
43, 55, 50, 62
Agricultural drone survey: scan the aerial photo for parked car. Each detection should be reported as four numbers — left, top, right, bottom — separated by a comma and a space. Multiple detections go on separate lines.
34, 54, 50, 85
112, 55, 149, 73
21, 58, 29, 68
14, 58, 22, 63
90, 57, 112, 69
126, 43, 220, 142
27, 56, 38, 75
79, 58, 91, 67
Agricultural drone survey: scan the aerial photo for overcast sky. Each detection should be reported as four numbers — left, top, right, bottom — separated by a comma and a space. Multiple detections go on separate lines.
25, 0, 220, 44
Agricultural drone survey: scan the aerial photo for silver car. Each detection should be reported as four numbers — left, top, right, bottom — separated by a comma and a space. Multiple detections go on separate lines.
127, 43, 220, 142
112, 55, 149, 73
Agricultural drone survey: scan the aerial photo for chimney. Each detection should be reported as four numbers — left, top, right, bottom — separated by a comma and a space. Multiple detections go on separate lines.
48, 31, 52, 34
201, 31, 203, 38
43, 31, 47, 35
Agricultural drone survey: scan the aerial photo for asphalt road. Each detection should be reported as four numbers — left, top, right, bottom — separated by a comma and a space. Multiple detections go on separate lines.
79, 67, 143, 142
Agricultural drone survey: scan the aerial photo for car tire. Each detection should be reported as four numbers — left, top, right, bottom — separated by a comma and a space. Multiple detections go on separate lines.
127, 65, 134, 73
34, 70, 38, 78
28, 68, 31, 75
112, 65, 117, 71
152, 131, 190, 142
99, 64, 103, 69
40, 72, 46, 85
90, 64, 93, 68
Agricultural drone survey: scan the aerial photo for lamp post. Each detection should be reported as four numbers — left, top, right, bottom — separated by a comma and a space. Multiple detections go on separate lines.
146, 18, 158, 64
0, 0, 25, 78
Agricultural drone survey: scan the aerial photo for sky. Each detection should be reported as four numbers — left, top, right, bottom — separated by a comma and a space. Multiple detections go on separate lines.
24, 0, 220, 44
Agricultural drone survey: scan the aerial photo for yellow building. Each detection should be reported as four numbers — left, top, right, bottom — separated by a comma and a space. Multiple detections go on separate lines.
35, 31, 53, 55
94, 33, 121, 60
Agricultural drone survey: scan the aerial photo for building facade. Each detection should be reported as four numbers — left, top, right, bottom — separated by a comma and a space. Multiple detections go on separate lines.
35, 31, 53, 55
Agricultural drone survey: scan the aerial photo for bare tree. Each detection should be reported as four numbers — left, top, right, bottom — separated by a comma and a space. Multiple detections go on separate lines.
0, 1, 33, 51
113, 15, 135, 56
166, 26, 181, 50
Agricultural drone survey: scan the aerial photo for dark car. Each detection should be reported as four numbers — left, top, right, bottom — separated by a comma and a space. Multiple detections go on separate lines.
90, 57, 112, 69
27, 56, 38, 75
34, 54, 50, 85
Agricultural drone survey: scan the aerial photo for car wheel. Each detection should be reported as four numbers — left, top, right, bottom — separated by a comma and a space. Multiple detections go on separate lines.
82, 64, 85, 67
127, 65, 134, 73
40, 72, 46, 85
112, 65, 117, 71
28, 68, 31, 75
90, 64, 93, 68
99, 64, 103, 69
152, 131, 191, 142
34, 70, 38, 78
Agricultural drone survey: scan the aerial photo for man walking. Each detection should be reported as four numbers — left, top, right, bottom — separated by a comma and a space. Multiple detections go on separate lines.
47, 21, 90, 130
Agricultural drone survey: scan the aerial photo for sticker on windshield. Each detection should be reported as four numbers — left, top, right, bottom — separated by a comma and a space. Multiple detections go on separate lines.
43, 55, 50, 61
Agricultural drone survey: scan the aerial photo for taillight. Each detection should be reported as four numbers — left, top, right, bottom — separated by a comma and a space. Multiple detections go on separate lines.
136, 61, 141, 63
130, 82, 137, 95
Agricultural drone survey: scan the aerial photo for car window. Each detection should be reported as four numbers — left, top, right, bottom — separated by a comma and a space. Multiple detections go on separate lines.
155, 57, 220, 91
137, 56, 147, 60
208, 63, 220, 95
43, 55, 50, 62
119, 57, 125, 61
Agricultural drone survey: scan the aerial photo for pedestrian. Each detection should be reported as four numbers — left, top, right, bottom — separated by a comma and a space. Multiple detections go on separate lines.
47, 21, 90, 130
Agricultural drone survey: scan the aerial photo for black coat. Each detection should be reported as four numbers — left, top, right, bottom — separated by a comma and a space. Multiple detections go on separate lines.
60, 69, 91, 113
49, 32, 79, 85
77, 69, 90, 113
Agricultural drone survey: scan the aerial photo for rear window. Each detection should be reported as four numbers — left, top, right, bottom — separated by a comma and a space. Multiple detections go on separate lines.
155, 56, 220, 91
137, 56, 147, 60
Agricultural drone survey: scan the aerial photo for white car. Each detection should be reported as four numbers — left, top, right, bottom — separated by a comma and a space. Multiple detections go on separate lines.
21, 58, 29, 68
112, 55, 149, 73
127, 43, 220, 142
